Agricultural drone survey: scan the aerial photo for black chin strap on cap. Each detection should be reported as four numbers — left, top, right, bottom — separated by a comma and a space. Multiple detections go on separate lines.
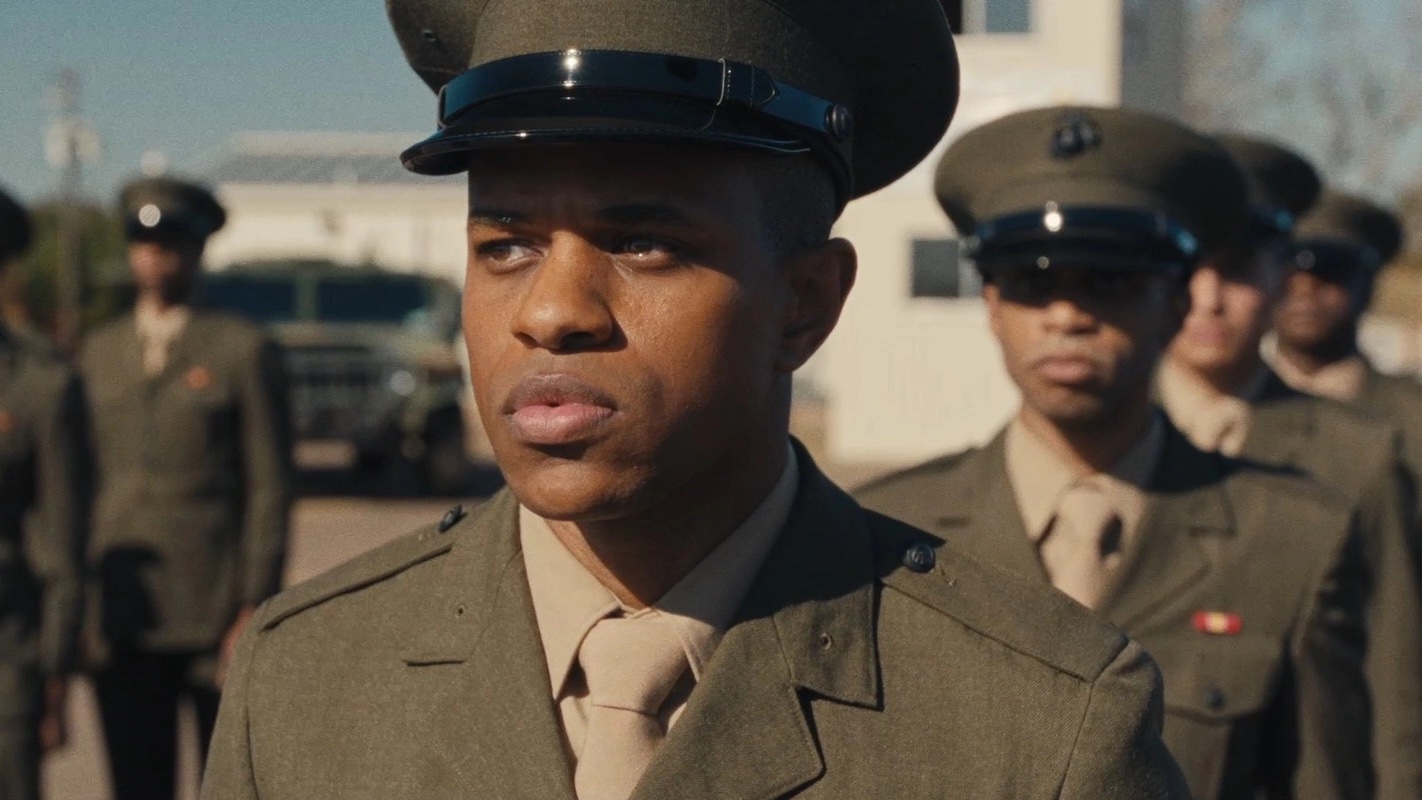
404, 49, 855, 200
965, 205, 1201, 274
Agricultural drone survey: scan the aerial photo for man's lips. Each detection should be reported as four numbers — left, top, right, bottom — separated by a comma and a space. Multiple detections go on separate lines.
501, 373, 619, 446
1033, 354, 1100, 385
1180, 321, 1234, 347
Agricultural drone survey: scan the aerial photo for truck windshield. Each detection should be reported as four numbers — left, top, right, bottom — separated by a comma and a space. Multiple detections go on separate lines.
200, 276, 299, 323
317, 277, 429, 324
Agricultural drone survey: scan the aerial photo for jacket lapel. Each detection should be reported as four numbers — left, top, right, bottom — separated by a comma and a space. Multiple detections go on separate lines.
1099, 425, 1232, 630
632, 447, 878, 800
400, 489, 577, 800
930, 433, 1050, 583
1240, 371, 1314, 467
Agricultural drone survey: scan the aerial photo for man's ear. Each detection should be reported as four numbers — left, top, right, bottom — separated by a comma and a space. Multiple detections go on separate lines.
983, 282, 1004, 340
776, 238, 857, 373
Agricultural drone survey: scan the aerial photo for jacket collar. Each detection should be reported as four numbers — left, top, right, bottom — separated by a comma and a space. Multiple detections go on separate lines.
916, 422, 1233, 630
1096, 423, 1233, 628
400, 441, 878, 800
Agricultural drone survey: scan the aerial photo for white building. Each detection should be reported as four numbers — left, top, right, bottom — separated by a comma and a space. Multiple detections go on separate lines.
202, 132, 468, 285
199, 0, 1191, 469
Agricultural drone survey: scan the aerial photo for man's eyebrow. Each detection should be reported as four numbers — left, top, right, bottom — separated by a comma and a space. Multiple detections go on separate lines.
597, 202, 695, 226
467, 208, 531, 226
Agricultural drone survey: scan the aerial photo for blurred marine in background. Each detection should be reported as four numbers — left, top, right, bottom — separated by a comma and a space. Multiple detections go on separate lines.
0, 186, 89, 800
1272, 193, 1422, 529
857, 106, 1374, 800
79, 178, 292, 800
1158, 135, 1422, 797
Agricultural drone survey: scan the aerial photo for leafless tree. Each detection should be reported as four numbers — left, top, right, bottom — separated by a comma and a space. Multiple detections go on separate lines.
1187, 0, 1422, 205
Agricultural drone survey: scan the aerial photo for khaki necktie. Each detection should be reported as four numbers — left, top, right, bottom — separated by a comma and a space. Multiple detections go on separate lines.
1040, 481, 1122, 609
574, 614, 688, 800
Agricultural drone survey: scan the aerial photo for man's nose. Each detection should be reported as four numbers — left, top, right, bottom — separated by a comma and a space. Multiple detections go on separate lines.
510, 234, 616, 352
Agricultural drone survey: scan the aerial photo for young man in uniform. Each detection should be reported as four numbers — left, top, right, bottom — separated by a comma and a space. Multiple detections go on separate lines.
0, 187, 89, 800
1272, 192, 1422, 522
201, 2, 1190, 798
1158, 134, 1422, 797
80, 177, 292, 800
857, 106, 1372, 800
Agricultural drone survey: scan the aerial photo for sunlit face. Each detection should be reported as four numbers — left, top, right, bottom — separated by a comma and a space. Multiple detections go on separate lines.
985, 262, 1182, 431
1274, 269, 1366, 353
127, 238, 204, 303
461, 144, 852, 522
1170, 244, 1284, 373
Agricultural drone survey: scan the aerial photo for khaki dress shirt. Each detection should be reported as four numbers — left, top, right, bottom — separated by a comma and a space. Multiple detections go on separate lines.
1156, 361, 1270, 456
134, 299, 192, 376
1271, 353, 1369, 402
520, 446, 799, 763
1004, 415, 1162, 552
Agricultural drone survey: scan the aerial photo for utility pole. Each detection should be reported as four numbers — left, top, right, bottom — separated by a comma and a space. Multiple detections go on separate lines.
45, 68, 98, 352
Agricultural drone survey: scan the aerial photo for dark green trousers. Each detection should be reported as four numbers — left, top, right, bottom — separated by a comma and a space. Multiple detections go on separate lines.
0, 720, 38, 800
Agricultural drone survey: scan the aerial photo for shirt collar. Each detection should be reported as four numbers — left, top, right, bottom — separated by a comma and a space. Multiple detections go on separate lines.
1005, 412, 1164, 542
520, 443, 800, 698
1156, 359, 1270, 453
1270, 352, 1369, 402
134, 298, 192, 341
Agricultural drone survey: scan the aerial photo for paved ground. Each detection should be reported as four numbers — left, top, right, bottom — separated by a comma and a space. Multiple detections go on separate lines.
39, 456, 893, 799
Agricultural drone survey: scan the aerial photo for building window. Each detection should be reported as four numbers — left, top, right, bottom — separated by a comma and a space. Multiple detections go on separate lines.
949, 0, 1033, 34
911, 238, 982, 299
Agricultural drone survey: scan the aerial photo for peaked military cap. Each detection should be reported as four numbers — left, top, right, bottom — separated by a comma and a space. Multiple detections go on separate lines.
1290, 191, 1403, 282
935, 105, 1249, 274
0, 186, 32, 262
119, 176, 226, 243
1215, 133, 1321, 240
386, 0, 960, 203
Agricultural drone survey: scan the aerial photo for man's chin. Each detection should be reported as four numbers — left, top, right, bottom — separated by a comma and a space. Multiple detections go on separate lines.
1026, 391, 1114, 432
504, 460, 651, 523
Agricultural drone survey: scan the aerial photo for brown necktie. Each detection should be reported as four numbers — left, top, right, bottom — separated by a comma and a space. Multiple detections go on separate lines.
1040, 481, 1122, 609
574, 615, 688, 800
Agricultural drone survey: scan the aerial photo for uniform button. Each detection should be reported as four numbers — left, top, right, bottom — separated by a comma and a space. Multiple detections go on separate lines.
1205, 687, 1226, 711
902, 542, 936, 573
438, 504, 466, 533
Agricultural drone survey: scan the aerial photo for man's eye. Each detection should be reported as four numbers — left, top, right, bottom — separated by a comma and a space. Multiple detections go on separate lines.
614, 236, 679, 259
477, 241, 538, 265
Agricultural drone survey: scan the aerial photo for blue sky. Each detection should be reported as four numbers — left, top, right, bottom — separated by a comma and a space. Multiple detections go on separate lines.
7, 0, 1417, 209
1, 0, 433, 204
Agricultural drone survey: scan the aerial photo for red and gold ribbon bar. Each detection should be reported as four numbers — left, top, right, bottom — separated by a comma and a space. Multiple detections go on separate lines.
1192, 611, 1243, 636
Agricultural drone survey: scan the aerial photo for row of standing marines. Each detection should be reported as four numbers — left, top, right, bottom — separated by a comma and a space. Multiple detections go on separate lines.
2, 0, 1422, 798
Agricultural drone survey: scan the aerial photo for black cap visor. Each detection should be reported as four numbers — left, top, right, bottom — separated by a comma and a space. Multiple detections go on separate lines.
1290, 239, 1381, 284
402, 50, 853, 197
124, 215, 209, 244
969, 207, 1198, 277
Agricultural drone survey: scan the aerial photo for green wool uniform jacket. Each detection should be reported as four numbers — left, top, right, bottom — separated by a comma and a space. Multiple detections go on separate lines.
856, 424, 1372, 800
1239, 372, 1422, 799
79, 310, 292, 654
1350, 361, 1422, 529
203, 450, 1190, 800
0, 330, 88, 718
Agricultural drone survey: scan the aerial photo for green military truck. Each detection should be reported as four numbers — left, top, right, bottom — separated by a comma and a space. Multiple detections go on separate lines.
200, 259, 470, 493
